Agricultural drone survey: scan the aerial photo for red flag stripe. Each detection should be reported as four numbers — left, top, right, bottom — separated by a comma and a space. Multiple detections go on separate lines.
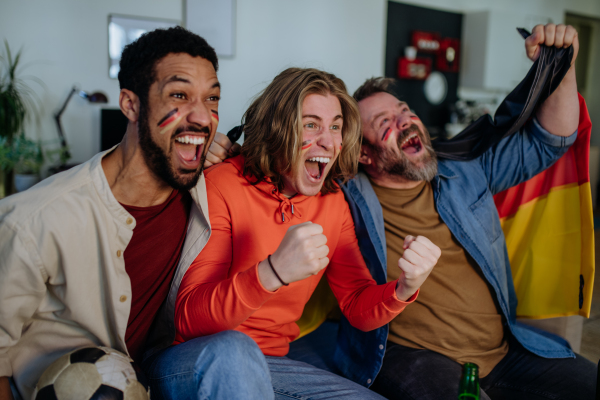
494, 94, 591, 219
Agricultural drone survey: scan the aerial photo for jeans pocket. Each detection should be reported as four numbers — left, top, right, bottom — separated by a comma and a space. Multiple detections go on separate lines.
469, 190, 502, 243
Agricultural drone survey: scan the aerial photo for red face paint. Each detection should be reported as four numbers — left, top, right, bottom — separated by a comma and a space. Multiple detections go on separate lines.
157, 108, 180, 128
301, 140, 312, 150
410, 116, 420, 121
381, 128, 391, 141
211, 110, 219, 122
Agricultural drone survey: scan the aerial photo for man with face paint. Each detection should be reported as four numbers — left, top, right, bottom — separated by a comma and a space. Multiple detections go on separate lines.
172, 67, 441, 399
334, 24, 596, 399
0, 27, 271, 400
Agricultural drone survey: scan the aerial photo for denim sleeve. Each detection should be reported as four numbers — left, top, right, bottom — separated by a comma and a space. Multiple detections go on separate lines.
479, 118, 577, 195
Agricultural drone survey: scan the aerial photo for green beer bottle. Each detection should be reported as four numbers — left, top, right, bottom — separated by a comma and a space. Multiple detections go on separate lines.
458, 363, 480, 399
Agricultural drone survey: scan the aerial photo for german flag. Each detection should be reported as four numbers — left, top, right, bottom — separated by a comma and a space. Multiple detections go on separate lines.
493, 94, 595, 319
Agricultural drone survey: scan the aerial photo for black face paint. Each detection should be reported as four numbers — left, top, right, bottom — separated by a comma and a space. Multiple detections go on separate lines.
157, 108, 179, 127
381, 128, 391, 141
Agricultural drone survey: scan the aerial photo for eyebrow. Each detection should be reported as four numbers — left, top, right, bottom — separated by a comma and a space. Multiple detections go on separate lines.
302, 114, 343, 121
370, 101, 408, 127
159, 76, 221, 92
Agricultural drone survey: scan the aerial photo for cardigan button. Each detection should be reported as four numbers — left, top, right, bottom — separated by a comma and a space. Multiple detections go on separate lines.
119, 295, 127, 302
367, 379, 372, 384
379, 344, 384, 350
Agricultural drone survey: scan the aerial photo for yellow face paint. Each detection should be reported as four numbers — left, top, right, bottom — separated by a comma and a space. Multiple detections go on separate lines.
158, 109, 183, 135
301, 140, 312, 150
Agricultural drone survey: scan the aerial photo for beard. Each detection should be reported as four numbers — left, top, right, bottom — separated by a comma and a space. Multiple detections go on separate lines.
371, 124, 438, 182
138, 105, 206, 191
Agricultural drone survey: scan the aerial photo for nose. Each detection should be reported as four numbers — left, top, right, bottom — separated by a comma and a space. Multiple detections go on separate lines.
395, 112, 412, 131
186, 101, 213, 129
316, 127, 335, 151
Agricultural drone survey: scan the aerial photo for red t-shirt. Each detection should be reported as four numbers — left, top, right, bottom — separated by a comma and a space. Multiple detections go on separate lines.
121, 189, 191, 362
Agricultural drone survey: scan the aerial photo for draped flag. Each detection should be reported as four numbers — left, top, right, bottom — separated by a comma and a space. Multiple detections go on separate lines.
493, 94, 595, 319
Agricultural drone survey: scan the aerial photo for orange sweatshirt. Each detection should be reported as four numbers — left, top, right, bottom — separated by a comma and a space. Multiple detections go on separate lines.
175, 155, 417, 356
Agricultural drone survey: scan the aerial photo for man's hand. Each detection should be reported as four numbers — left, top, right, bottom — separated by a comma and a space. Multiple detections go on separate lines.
258, 222, 329, 291
204, 132, 242, 168
395, 235, 440, 301
528, 24, 580, 137
526, 23, 579, 65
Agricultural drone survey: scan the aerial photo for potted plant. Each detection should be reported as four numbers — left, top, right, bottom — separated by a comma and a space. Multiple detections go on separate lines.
0, 132, 43, 192
0, 40, 42, 196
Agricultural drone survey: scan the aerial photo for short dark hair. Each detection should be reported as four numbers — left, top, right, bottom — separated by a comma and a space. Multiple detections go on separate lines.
118, 26, 218, 106
353, 77, 397, 103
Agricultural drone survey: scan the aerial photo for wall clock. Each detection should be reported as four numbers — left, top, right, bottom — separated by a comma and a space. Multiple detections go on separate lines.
423, 71, 447, 105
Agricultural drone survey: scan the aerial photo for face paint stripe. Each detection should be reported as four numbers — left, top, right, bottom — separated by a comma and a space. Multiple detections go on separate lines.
157, 108, 179, 127
301, 141, 312, 150
381, 128, 391, 141
211, 110, 219, 121
159, 113, 184, 135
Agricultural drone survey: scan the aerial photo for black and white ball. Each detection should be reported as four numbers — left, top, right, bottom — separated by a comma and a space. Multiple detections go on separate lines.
34, 346, 150, 400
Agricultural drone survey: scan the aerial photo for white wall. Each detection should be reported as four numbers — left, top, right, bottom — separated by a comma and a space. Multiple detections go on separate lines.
0, 0, 386, 166
1, 0, 599, 166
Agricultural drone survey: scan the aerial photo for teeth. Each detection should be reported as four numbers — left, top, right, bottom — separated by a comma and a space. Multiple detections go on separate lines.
307, 157, 331, 164
175, 136, 206, 145
401, 133, 418, 147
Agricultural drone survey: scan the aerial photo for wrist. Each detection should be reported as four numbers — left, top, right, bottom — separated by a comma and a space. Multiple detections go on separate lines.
257, 260, 282, 292
395, 281, 416, 302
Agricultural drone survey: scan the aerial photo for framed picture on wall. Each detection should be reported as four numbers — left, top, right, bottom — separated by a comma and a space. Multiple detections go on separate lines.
108, 14, 180, 79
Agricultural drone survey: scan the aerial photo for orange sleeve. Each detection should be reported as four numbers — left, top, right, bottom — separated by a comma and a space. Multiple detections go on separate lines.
325, 199, 417, 332
175, 178, 276, 341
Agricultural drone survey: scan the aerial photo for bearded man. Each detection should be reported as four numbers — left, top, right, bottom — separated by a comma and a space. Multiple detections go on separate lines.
0, 27, 270, 400
340, 23, 596, 399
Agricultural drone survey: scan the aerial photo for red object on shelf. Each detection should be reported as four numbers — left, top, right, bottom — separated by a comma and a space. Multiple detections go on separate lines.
412, 31, 441, 53
437, 38, 460, 73
398, 57, 432, 80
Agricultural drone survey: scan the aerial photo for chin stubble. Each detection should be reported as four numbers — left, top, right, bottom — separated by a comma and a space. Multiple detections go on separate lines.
372, 126, 438, 182
138, 106, 204, 191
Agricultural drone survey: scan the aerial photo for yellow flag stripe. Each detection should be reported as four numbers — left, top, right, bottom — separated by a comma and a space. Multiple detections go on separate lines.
499, 183, 594, 319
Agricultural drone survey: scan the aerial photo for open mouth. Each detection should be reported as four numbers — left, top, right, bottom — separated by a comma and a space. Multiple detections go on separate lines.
174, 135, 206, 166
304, 156, 331, 181
400, 133, 423, 155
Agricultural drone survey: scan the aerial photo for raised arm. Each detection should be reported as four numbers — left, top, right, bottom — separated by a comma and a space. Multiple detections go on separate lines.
529, 24, 580, 137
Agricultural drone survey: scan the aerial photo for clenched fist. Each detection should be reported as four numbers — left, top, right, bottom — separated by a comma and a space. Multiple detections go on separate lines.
395, 235, 441, 301
258, 222, 329, 291
525, 23, 579, 65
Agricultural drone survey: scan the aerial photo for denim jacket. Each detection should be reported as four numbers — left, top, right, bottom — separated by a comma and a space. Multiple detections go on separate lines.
337, 119, 577, 387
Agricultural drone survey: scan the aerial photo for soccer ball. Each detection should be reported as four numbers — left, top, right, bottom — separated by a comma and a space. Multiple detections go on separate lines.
33, 346, 150, 400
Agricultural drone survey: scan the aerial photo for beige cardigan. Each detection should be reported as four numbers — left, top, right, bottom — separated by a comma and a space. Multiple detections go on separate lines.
0, 149, 211, 399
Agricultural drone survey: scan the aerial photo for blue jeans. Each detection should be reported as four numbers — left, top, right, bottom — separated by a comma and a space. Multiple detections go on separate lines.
142, 331, 273, 400
266, 356, 384, 399
143, 330, 385, 399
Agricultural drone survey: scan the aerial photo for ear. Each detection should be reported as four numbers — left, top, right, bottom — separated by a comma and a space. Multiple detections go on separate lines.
119, 89, 140, 123
359, 144, 372, 166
